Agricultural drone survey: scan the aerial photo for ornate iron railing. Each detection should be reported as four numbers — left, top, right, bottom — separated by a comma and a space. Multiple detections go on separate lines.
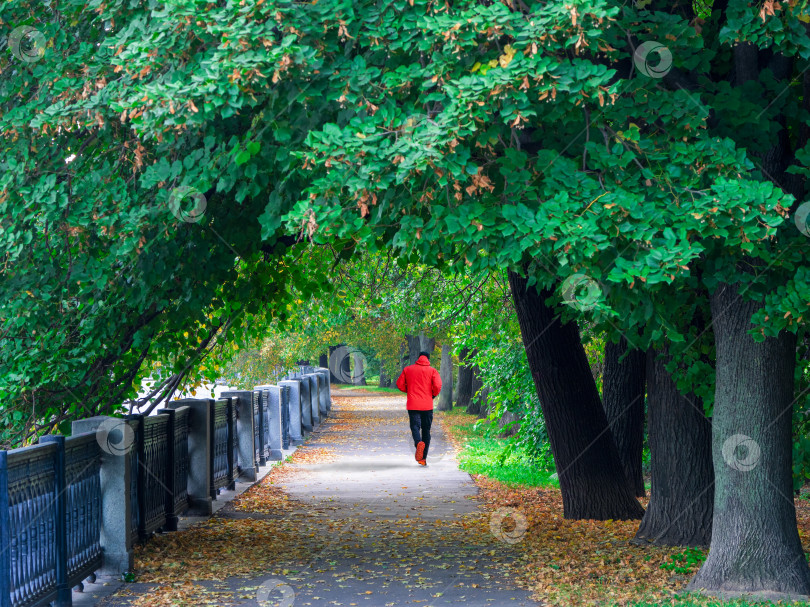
62, 433, 102, 590
157, 407, 190, 531
211, 400, 231, 495
0, 441, 61, 607
0, 377, 283, 606
136, 415, 169, 541
227, 398, 238, 488
253, 390, 265, 466
280, 384, 291, 450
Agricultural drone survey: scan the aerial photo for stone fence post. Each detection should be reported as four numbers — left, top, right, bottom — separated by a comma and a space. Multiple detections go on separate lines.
279, 380, 305, 444
314, 369, 330, 418
302, 374, 321, 428
316, 367, 332, 414
166, 399, 213, 515
254, 386, 283, 461
297, 377, 313, 432
71, 416, 137, 576
278, 384, 291, 449
221, 390, 258, 481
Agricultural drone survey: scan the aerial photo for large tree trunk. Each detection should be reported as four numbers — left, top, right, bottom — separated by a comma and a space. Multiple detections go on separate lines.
456, 347, 473, 410
379, 358, 391, 388
437, 344, 453, 411
407, 335, 421, 365
688, 283, 810, 597
508, 270, 644, 520
419, 334, 436, 357
634, 347, 713, 546
467, 366, 483, 416
603, 337, 647, 497
352, 352, 367, 386
477, 385, 492, 419
499, 411, 520, 437
407, 333, 436, 364
398, 340, 407, 374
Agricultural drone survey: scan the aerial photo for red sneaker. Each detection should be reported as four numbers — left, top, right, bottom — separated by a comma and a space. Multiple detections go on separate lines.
415, 441, 425, 462
418, 459, 427, 466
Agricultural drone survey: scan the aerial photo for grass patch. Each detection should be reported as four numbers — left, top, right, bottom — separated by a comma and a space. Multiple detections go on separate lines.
631, 601, 810, 607
439, 406, 557, 488
457, 435, 558, 487
659, 548, 707, 575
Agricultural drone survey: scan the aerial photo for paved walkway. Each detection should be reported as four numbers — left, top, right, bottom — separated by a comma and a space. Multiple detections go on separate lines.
94, 391, 539, 606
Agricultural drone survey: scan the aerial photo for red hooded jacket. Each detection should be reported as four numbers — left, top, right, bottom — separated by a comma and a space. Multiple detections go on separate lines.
396, 355, 442, 411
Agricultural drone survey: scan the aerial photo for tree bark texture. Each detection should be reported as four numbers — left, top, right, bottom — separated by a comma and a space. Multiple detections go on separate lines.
499, 410, 521, 437
477, 385, 492, 418
603, 337, 647, 497
688, 283, 810, 597
407, 335, 421, 365
508, 270, 644, 520
634, 348, 713, 547
467, 366, 483, 416
437, 344, 454, 411
420, 334, 436, 357
379, 358, 391, 388
456, 347, 473, 410
398, 341, 407, 374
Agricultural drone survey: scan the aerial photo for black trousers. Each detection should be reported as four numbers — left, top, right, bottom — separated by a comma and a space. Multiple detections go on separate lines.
408, 410, 433, 457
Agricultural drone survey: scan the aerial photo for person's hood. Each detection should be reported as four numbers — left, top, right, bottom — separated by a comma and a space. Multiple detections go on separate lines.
416, 355, 431, 365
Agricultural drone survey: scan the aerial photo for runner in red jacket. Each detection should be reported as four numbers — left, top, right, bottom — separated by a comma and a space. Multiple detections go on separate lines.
396, 351, 442, 466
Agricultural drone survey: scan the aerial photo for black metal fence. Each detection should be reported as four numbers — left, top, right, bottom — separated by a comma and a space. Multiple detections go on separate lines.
158, 407, 190, 532
211, 399, 232, 495
0, 440, 62, 607
62, 434, 103, 591
253, 390, 265, 466
280, 384, 291, 450
228, 398, 238, 485
0, 432, 107, 607
135, 415, 170, 541
0, 369, 330, 607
